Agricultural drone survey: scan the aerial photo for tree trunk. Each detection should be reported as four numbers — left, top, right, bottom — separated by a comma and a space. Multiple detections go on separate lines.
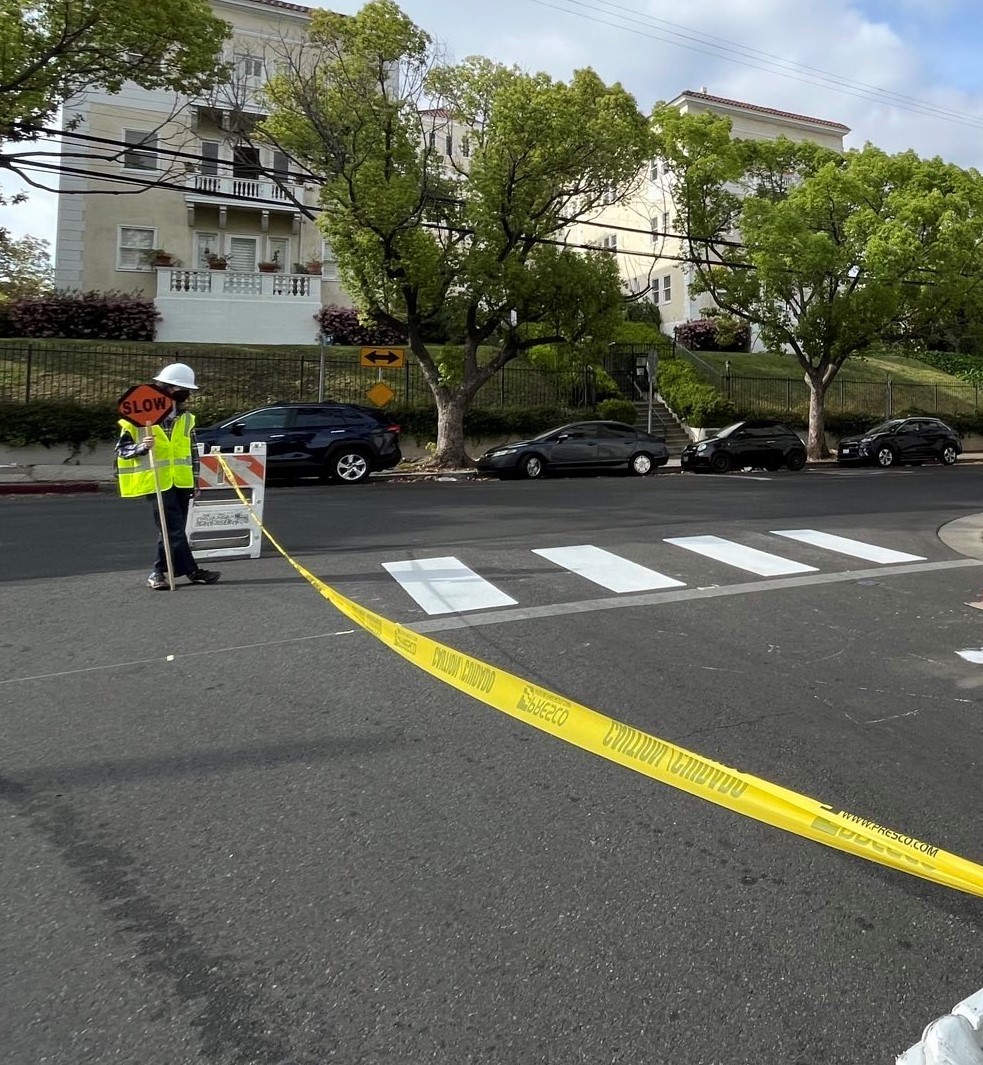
805, 377, 830, 460
431, 391, 473, 468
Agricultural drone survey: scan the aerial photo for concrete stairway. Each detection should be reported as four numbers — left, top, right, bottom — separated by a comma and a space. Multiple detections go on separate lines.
634, 399, 691, 454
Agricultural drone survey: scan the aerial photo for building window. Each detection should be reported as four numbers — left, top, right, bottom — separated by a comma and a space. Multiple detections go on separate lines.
602, 184, 617, 205
649, 160, 659, 182
428, 130, 436, 151
117, 226, 157, 271
663, 210, 670, 233
195, 232, 220, 269
650, 217, 659, 244
461, 135, 470, 158
601, 234, 617, 253
232, 144, 261, 179
662, 274, 672, 303
271, 151, 290, 181
199, 140, 220, 177
445, 133, 453, 156
321, 240, 339, 281
237, 55, 264, 80
122, 130, 158, 171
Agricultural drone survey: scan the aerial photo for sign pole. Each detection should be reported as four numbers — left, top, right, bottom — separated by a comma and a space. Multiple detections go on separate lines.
147, 442, 176, 592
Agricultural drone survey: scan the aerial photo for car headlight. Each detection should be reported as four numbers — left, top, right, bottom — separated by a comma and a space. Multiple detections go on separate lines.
489, 447, 518, 457
696, 442, 709, 452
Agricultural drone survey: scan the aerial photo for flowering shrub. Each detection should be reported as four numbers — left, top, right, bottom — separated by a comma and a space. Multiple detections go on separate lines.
11, 290, 160, 340
313, 306, 406, 346
674, 316, 750, 352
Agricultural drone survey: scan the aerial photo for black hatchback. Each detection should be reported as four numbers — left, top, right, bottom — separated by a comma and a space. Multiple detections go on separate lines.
680, 419, 807, 473
837, 417, 961, 468
196, 402, 402, 483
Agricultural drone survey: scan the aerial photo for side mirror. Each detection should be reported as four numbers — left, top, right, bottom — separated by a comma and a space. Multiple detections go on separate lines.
556, 433, 570, 441
231, 422, 245, 435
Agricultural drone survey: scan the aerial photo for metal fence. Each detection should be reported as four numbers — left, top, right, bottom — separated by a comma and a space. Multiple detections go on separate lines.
671, 343, 982, 417
0, 343, 598, 412
720, 373, 982, 417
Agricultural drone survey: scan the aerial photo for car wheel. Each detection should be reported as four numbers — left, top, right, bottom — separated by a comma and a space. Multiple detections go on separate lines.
785, 451, 806, 472
327, 448, 371, 484
875, 445, 896, 468
709, 451, 731, 474
628, 452, 654, 476
940, 444, 959, 466
519, 454, 545, 479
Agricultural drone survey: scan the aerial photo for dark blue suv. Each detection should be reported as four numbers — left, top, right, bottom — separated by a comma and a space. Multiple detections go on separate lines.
196, 402, 402, 484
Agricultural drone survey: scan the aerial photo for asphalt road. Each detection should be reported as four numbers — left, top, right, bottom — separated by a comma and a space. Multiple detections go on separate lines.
3, 465, 983, 1065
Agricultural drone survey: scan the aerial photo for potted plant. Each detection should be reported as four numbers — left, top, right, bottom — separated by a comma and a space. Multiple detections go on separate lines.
305, 259, 322, 275
292, 262, 308, 275
145, 249, 176, 267
207, 253, 228, 270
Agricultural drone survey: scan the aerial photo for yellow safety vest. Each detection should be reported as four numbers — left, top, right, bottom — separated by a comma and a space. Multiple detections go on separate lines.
117, 413, 196, 497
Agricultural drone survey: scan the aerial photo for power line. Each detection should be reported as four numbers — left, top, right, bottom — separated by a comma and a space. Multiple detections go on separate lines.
524, 0, 983, 133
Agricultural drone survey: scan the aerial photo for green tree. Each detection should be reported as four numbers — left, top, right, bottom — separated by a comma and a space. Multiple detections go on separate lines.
261, 0, 653, 466
0, 229, 52, 301
652, 104, 983, 458
1, 0, 231, 143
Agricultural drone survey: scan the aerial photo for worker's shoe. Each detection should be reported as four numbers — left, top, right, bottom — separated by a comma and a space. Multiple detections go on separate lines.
147, 572, 169, 590
188, 568, 221, 585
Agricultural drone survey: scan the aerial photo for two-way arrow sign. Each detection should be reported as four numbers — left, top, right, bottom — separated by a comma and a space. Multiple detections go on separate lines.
360, 346, 405, 368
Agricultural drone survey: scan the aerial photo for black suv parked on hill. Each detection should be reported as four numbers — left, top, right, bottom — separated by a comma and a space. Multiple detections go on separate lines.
836, 417, 961, 468
196, 402, 402, 483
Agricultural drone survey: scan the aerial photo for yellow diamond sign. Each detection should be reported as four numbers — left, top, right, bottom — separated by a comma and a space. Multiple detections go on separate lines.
366, 381, 395, 407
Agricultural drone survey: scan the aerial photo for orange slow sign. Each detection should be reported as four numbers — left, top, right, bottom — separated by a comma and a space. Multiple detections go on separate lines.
118, 383, 174, 427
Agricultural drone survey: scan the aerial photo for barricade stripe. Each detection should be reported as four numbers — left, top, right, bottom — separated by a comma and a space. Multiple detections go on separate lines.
214, 454, 983, 898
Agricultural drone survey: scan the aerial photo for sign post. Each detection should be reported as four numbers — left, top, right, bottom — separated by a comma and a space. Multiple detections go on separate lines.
318, 332, 334, 402
118, 383, 176, 592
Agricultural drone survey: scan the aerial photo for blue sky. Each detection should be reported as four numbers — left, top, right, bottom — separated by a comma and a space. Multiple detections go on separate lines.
6, 0, 983, 249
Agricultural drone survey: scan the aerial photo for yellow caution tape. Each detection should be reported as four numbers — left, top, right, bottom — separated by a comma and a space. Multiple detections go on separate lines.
215, 454, 983, 898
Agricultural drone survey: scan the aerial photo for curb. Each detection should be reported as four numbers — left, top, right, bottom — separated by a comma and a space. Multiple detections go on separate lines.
0, 481, 104, 496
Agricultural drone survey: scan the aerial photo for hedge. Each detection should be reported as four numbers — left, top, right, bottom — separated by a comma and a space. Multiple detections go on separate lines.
8, 291, 161, 341
0, 401, 591, 449
657, 354, 738, 426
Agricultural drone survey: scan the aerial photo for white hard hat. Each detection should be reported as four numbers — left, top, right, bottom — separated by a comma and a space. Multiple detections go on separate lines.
153, 362, 198, 390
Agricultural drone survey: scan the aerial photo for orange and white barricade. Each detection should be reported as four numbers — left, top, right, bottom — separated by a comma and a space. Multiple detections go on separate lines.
185, 442, 267, 560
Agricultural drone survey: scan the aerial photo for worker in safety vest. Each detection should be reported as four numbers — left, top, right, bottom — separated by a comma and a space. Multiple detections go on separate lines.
116, 363, 221, 590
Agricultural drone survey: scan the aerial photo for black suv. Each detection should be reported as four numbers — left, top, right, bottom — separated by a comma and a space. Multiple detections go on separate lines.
196, 402, 402, 483
680, 419, 807, 473
837, 417, 961, 468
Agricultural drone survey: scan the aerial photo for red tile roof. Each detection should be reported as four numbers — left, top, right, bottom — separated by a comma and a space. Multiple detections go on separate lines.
236, 0, 314, 16
678, 90, 850, 133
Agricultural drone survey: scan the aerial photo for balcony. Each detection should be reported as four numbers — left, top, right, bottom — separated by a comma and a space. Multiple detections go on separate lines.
183, 173, 307, 229
154, 268, 322, 345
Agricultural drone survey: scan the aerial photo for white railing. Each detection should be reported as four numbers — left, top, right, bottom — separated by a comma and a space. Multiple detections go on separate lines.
161, 269, 317, 299
184, 173, 304, 205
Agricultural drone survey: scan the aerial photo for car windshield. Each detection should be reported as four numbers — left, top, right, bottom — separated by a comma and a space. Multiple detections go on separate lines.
864, 420, 904, 435
715, 422, 747, 439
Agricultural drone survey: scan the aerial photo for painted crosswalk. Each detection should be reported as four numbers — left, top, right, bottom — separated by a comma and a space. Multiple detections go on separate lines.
532, 545, 685, 592
378, 529, 936, 616
382, 556, 518, 615
663, 534, 817, 576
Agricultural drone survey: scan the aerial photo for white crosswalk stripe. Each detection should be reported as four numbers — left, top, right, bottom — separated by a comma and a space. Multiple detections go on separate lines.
380, 530, 932, 614
771, 529, 926, 564
533, 545, 686, 592
662, 534, 818, 576
382, 556, 517, 615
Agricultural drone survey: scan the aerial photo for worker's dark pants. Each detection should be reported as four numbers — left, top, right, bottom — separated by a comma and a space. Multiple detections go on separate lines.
150, 487, 197, 577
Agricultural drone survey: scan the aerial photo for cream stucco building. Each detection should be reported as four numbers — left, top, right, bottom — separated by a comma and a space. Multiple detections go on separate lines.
54, 0, 347, 344
564, 90, 850, 338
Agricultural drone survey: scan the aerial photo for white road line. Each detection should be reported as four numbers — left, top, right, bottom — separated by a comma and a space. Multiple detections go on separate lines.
771, 529, 926, 564
533, 545, 686, 593
382, 556, 518, 615
664, 534, 817, 576
957, 649, 983, 664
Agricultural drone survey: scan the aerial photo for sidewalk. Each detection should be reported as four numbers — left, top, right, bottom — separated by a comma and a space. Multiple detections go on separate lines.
2, 455, 981, 495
